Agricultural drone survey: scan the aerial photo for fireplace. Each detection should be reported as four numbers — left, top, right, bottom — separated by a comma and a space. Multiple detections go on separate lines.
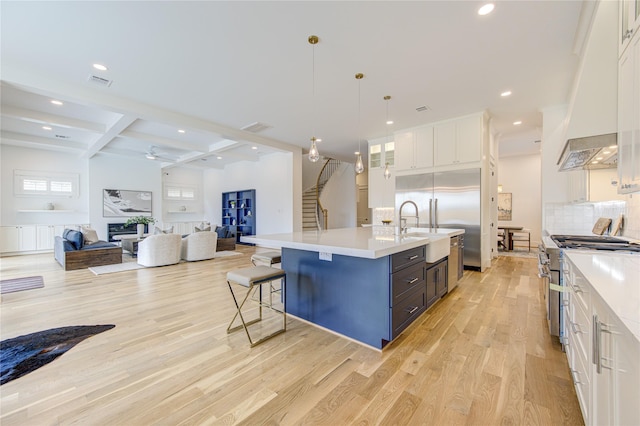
107, 223, 148, 242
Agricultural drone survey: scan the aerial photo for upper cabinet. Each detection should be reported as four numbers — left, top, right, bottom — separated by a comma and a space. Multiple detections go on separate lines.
618, 18, 640, 193
368, 137, 395, 170
620, 0, 640, 57
395, 126, 434, 171
434, 114, 483, 166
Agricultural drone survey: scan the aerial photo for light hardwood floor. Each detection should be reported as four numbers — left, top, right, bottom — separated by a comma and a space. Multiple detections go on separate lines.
0, 247, 583, 425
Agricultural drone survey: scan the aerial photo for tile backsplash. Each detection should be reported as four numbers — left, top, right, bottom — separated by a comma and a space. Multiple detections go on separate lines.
544, 200, 631, 237
623, 195, 640, 240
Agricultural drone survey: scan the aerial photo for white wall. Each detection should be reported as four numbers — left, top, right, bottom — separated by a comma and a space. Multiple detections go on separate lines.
89, 155, 162, 240
203, 152, 295, 235
320, 163, 357, 229
302, 157, 326, 192
161, 167, 205, 223
497, 153, 542, 247
541, 105, 572, 212
588, 168, 625, 201
0, 145, 89, 226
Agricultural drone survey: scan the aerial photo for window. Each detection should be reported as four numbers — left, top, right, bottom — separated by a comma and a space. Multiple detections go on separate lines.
14, 170, 79, 197
164, 184, 197, 200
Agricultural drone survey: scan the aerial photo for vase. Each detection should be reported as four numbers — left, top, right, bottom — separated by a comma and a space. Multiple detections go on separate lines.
137, 223, 145, 238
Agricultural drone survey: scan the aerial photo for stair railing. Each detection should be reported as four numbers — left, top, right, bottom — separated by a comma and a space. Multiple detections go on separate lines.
315, 158, 341, 230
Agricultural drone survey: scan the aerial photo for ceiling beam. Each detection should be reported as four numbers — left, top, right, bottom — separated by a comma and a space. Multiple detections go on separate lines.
1, 130, 86, 152
1, 105, 105, 133
119, 130, 206, 153
84, 114, 138, 158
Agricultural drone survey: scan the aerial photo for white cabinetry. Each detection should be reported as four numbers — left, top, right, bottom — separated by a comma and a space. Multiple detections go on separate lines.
36, 225, 57, 250
434, 114, 482, 166
395, 126, 434, 171
368, 137, 396, 208
0, 226, 37, 253
619, 0, 640, 56
564, 255, 640, 426
617, 29, 640, 194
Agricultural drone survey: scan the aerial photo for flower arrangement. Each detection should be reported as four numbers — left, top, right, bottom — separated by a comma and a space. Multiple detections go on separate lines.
124, 216, 156, 227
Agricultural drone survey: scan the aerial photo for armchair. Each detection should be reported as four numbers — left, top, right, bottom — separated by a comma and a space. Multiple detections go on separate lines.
137, 233, 182, 267
181, 231, 217, 261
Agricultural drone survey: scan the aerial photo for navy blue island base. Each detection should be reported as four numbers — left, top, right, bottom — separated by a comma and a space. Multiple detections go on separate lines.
282, 245, 428, 349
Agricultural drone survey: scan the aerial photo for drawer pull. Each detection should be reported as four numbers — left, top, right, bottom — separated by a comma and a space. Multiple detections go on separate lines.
407, 277, 419, 284
570, 369, 582, 385
570, 321, 584, 335
407, 255, 419, 261
569, 283, 583, 293
406, 306, 419, 314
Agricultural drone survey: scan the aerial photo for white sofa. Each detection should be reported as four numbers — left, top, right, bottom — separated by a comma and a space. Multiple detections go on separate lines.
181, 231, 218, 261
137, 233, 182, 267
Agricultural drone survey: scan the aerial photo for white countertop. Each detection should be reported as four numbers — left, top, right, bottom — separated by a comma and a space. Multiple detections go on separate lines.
565, 251, 640, 343
241, 227, 464, 259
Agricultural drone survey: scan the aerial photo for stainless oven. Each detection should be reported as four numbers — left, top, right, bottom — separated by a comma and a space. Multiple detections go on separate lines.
540, 234, 640, 345
538, 239, 562, 339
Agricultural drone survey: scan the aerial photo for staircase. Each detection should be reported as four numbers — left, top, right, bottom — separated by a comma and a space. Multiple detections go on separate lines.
302, 158, 341, 232
302, 188, 319, 231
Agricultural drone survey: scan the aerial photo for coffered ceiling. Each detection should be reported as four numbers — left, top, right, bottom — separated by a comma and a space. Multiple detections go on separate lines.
1, 1, 588, 168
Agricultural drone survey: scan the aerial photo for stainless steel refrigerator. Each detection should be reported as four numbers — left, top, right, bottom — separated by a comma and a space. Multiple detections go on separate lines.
395, 168, 481, 269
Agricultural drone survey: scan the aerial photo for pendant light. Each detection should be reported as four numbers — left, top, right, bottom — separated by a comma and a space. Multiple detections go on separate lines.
354, 73, 365, 174
384, 95, 392, 180
307, 35, 320, 162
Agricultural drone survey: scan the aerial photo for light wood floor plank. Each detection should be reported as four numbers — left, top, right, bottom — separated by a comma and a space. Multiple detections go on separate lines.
0, 251, 583, 425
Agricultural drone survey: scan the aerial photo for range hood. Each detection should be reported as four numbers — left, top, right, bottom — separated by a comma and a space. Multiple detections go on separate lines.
557, 133, 618, 172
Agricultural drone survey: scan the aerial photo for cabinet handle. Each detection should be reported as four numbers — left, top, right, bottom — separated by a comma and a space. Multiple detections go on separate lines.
569, 282, 583, 293
408, 255, 418, 261
570, 321, 584, 335
595, 315, 602, 374
406, 306, 419, 314
407, 277, 419, 284
570, 369, 582, 385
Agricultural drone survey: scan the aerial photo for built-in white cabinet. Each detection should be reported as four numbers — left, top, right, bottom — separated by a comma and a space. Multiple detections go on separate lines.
619, 0, 640, 57
434, 114, 482, 166
368, 137, 396, 208
1, 224, 84, 254
0, 226, 37, 253
564, 256, 640, 426
368, 138, 395, 170
395, 126, 434, 171
618, 27, 640, 194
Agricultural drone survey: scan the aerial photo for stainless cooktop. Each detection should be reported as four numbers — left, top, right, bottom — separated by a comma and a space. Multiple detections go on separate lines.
550, 235, 640, 252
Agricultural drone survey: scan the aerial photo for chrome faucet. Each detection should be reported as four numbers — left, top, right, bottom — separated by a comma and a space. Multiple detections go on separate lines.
398, 200, 419, 234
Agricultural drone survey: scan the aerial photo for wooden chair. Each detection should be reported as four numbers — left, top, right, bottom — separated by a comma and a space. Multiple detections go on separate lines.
511, 229, 531, 251
497, 229, 506, 250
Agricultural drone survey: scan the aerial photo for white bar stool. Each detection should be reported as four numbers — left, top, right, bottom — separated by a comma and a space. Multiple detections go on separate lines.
251, 251, 282, 267
226, 265, 286, 347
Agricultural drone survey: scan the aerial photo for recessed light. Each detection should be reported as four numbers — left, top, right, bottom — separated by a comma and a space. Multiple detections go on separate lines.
513, 121, 522, 125
603, 150, 611, 154
178, 129, 186, 133
501, 91, 512, 97
251, 146, 258, 150
216, 156, 222, 160
609, 145, 617, 149
42, 126, 52, 130
592, 160, 599, 164
478, 3, 495, 15
386, 120, 394, 125
596, 157, 603, 160
50, 100, 63, 106
93, 63, 108, 71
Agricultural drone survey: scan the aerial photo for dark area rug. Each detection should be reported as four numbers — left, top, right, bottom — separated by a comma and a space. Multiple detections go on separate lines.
0, 276, 44, 294
0, 325, 115, 385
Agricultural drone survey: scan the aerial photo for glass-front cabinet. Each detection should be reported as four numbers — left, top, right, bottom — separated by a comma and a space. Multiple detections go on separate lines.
368, 137, 394, 170
620, 0, 640, 56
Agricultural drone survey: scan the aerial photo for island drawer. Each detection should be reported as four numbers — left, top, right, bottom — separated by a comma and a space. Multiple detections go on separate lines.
391, 262, 426, 304
391, 286, 426, 339
391, 245, 426, 273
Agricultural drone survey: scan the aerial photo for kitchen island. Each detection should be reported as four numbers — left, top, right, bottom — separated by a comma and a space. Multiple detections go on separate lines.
242, 227, 463, 349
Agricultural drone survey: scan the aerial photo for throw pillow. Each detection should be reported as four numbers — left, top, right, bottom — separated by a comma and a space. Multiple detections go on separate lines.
63, 229, 83, 250
195, 225, 211, 232
81, 226, 100, 244
154, 226, 174, 235
215, 226, 228, 238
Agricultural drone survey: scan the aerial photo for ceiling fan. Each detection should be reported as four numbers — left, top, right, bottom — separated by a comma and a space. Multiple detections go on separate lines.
144, 145, 174, 162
